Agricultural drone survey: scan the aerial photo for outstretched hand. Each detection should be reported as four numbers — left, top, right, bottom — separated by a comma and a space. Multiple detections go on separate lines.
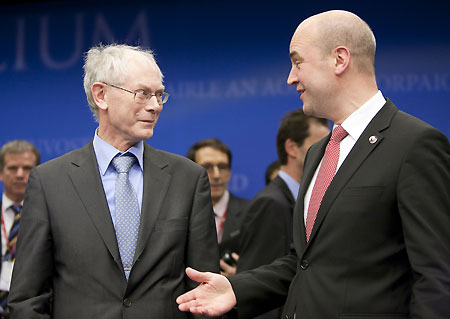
176, 267, 237, 317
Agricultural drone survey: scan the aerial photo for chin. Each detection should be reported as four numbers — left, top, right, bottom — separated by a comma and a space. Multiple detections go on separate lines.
139, 129, 154, 140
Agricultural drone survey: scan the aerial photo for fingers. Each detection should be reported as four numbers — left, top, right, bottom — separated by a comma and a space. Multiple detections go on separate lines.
220, 259, 236, 277
177, 268, 210, 306
177, 295, 214, 317
185, 267, 210, 283
176, 289, 197, 306
177, 298, 198, 312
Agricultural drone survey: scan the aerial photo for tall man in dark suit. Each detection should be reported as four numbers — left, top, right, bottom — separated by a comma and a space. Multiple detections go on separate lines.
236, 110, 328, 319
8, 44, 220, 319
0, 140, 40, 318
176, 10, 450, 319
187, 138, 249, 277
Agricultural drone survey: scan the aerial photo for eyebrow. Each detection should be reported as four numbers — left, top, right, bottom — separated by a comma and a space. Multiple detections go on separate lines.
289, 51, 299, 58
137, 84, 165, 92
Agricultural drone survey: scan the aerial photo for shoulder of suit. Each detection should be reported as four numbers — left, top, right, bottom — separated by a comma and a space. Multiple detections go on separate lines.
250, 177, 292, 204
34, 142, 93, 174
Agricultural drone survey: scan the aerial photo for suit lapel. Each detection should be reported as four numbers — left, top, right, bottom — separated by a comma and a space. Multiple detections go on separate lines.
306, 100, 398, 245
68, 142, 122, 269
133, 143, 171, 264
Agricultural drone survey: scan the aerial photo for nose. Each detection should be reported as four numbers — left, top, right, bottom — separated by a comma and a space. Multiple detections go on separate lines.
211, 165, 221, 177
287, 65, 298, 86
16, 167, 25, 178
144, 96, 162, 112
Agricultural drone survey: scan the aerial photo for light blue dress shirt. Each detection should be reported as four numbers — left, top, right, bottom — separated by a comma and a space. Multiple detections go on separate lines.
93, 132, 144, 228
278, 170, 300, 201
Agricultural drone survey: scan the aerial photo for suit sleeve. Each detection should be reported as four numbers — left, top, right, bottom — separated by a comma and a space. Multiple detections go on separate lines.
397, 128, 450, 318
8, 169, 53, 318
229, 250, 297, 317
185, 168, 220, 290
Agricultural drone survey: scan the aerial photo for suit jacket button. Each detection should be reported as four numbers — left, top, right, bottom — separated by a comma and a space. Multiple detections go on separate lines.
300, 260, 309, 270
123, 298, 132, 307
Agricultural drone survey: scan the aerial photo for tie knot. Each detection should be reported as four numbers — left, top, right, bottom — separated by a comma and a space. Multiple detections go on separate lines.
330, 125, 348, 143
111, 154, 137, 174
10, 205, 22, 215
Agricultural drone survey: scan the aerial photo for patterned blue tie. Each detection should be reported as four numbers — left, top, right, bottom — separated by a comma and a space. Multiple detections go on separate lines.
111, 154, 140, 280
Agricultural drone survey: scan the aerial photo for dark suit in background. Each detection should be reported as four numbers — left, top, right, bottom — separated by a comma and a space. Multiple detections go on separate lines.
237, 176, 295, 273
236, 176, 294, 319
219, 193, 249, 258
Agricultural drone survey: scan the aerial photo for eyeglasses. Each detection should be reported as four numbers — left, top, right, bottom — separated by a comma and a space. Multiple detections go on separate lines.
201, 163, 230, 174
103, 82, 170, 104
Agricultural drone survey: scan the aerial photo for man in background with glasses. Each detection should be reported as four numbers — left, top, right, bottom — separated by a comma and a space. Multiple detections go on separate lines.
187, 138, 249, 277
8, 44, 219, 319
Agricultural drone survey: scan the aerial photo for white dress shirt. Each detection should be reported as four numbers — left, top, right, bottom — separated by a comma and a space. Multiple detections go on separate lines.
304, 91, 386, 222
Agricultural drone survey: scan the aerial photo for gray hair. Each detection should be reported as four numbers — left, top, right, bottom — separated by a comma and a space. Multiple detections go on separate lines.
0, 140, 41, 170
83, 44, 164, 122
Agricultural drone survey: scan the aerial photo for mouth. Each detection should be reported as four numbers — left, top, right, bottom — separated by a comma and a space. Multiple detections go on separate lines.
298, 89, 305, 100
139, 119, 156, 125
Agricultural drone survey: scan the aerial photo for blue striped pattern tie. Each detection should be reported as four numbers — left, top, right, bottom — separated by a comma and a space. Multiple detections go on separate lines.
111, 154, 140, 280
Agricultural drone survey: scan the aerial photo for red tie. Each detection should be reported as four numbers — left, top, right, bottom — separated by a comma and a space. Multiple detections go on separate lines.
305, 125, 348, 242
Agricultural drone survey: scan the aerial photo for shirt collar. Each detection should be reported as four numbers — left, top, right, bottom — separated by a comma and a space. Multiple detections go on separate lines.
213, 189, 230, 218
278, 170, 300, 201
1, 193, 22, 211
93, 129, 144, 175
338, 90, 386, 141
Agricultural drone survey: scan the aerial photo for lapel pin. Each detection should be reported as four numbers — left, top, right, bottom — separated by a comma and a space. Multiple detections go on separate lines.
368, 135, 378, 144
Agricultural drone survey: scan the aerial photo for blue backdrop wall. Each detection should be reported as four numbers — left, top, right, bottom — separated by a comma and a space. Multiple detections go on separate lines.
1, 0, 449, 199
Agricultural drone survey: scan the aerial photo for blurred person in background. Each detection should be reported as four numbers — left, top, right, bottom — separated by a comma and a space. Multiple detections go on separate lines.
187, 138, 249, 277
0, 140, 40, 318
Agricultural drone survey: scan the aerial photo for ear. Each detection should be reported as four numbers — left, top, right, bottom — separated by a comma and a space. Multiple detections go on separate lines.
91, 82, 108, 111
333, 46, 350, 75
285, 139, 299, 158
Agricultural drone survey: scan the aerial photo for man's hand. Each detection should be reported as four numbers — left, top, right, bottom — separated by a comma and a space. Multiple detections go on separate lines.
177, 267, 237, 317
220, 252, 239, 276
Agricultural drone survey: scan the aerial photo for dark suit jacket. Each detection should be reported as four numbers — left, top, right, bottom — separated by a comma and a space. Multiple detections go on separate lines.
8, 141, 220, 319
229, 100, 450, 319
234, 176, 295, 319
237, 176, 295, 273
219, 193, 249, 258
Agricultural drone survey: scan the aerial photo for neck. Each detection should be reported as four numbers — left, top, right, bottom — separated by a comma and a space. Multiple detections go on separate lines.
97, 126, 137, 152
4, 193, 23, 206
332, 77, 378, 124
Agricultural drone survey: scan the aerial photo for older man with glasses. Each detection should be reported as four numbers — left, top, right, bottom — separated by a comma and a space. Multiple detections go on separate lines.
8, 44, 220, 319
